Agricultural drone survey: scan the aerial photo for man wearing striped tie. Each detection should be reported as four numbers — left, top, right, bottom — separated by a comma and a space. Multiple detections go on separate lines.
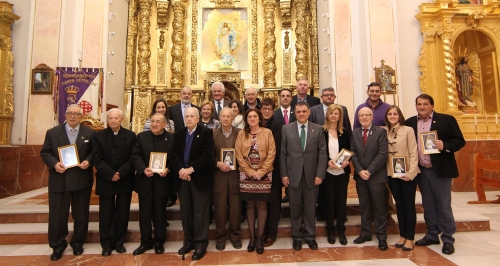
210, 81, 229, 119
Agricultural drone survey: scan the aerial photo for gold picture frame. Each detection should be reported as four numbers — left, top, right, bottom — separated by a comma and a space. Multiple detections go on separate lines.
333, 148, 353, 169
58, 144, 80, 168
420, 131, 440, 154
390, 156, 408, 178
221, 148, 236, 170
31, 63, 54, 94
149, 152, 167, 173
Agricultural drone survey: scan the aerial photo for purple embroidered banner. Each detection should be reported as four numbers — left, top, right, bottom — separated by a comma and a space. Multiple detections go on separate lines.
54, 67, 102, 124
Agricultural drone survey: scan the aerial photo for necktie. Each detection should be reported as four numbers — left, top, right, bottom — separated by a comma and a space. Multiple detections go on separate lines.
284, 110, 289, 124
217, 101, 222, 115
182, 105, 187, 125
188, 129, 194, 135
363, 129, 369, 147
300, 125, 306, 150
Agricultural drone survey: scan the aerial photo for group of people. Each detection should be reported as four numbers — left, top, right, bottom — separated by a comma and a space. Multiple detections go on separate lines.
40, 78, 465, 262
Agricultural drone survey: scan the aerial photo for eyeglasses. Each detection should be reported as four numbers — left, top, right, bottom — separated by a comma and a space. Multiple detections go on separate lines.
66, 112, 82, 116
322, 94, 336, 97
358, 114, 373, 118
261, 107, 273, 112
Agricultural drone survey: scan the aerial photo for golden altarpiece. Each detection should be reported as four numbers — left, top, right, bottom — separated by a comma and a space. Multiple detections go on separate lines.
124, 0, 321, 133
416, 0, 500, 139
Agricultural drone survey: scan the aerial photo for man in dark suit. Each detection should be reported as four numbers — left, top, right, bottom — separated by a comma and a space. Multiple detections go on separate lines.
167, 86, 199, 207
309, 87, 352, 222
280, 102, 328, 251
210, 81, 229, 119
173, 107, 214, 261
40, 104, 95, 261
405, 94, 465, 255
131, 113, 175, 256
93, 108, 136, 256
351, 107, 388, 251
290, 78, 321, 111
260, 98, 282, 247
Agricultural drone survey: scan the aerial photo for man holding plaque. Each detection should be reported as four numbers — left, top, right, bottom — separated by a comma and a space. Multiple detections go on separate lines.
92, 108, 136, 256
405, 94, 465, 255
40, 104, 95, 261
131, 113, 175, 255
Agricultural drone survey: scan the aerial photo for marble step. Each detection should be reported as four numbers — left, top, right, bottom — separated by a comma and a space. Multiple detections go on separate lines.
0, 197, 424, 223
0, 212, 490, 245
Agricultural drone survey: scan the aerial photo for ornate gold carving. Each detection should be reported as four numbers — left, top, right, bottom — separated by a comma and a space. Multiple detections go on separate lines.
133, 89, 152, 133
310, 0, 319, 88
159, 30, 165, 49
263, 0, 277, 88
205, 71, 244, 102
438, 28, 458, 110
262, 89, 279, 104
191, 0, 199, 85
137, 0, 153, 86
210, 0, 240, 8
81, 114, 104, 130
418, 46, 428, 94
170, 0, 186, 88
252, 0, 258, 84
156, 1, 169, 29
125, 0, 138, 88
279, 1, 291, 28
284, 31, 290, 49
466, 11, 485, 28
157, 49, 166, 84
283, 48, 291, 85
294, 0, 309, 81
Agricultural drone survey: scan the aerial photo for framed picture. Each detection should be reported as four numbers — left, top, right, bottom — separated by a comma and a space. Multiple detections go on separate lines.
58, 144, 80, 168
420, 131, 440, 154
221, 148, 236, 170
149, 152, 167, 173
333, 148, 353, 169
390, 156, 408, 178
31, 63, 54, 94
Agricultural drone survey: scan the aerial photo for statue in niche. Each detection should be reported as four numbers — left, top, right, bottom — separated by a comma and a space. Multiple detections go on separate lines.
378, 69, 393, 92
215, 22, 238, 70
159, 30, 165, 50
455, 56, 476, 107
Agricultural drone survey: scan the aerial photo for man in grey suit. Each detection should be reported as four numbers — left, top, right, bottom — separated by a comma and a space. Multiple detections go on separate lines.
210, 81, 229, 119
351, 107, 388, 251
280, 102, 328, 251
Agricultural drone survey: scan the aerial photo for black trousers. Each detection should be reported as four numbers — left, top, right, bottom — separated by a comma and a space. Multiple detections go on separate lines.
48, 187, 92, 251
98, 192, 132, 249
138, 188, 167, 246
179, 180, 210, 250
388, 176, 418, 240
324, 172, 349, 233
264, 171, 282, 240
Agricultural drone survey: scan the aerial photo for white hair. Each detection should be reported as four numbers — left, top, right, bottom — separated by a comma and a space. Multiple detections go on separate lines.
211, 81, 225, 92
66, 104, 82, 113
185, 107, 200, 117
106, 108, 123, 118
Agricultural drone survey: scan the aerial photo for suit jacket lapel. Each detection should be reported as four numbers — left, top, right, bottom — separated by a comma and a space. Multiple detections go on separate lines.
75, 127, 85, 151
305, 123, 316, 151
290, 122, 302, 150
57, 124, 71, 146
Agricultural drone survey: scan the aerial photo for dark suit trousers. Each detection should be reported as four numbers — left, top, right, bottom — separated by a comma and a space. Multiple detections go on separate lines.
138, 186, 167, 246
264, 170, 282, 240
48, 187, 91, 251
288, 172, 318, 241
324, 172, 349, 233
418, 167, 456, 244
212, 174, 241, 243
388, 176, 418, 240
179, 180, 210, 250
98, 192, 132, 249
356, 180, 387, 240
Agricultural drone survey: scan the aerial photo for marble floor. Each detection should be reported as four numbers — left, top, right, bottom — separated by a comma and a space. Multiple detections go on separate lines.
0, 190, 499, 265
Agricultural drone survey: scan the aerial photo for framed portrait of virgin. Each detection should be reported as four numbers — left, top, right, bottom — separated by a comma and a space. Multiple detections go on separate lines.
58, 144, 80, 168
149, 152, 167, 173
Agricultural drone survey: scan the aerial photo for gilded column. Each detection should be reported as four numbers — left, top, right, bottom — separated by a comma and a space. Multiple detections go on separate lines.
123, 0, 138, 127
263, 0, 277, 87
294, 0, 309, 81
170, 0, 187, 88
0, 2, 20, 145
309, 0, 319, 88
137, 0, 153, 86
439, 28, 459, 111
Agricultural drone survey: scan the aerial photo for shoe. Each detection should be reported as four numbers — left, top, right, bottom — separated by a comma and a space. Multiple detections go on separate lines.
73, 246, 84, 256
353, 235, 372, 244
442, 243, 455, 255
306, 240, 318, 250
247, 241, 255, 252
281, 195, 289, 203
133, 245, 152, 255
292, 240, 302, 251
166, 221, 170, 227
317, 215, 325, 222
177, 245, 195, 255
395, 237, 406, 248
192, 249, 206, 260
415, 237, 440, 246
102, 249, 112, 256
263, 237, 274, 247
216, 241, 225, 251
327, 231, 335, 244
378, 240, 388, 251
256, 236, 264, 254
386, 215, 396, 226
50, 250, 63, 261
402, 242, 415, 251
166, 198, 175, 207
338, 232, 347, 245
232, 241, 242, 249
115, 246, 126, 253
154, 245, 164, 254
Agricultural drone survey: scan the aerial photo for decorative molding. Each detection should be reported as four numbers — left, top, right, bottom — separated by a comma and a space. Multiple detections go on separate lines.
466, 11, 485, 28
137, 0, 153, 86
190, 0, 199, 85
279, 0, 291, 28
310, 0, 319, 88
156, 1, 169, 29
170, 0, 187, 88
210, 0, 240, 8
263, 0, 277, 87
294, 0, 308, 82
125, 0, 138, 88
252, 0, 258, 84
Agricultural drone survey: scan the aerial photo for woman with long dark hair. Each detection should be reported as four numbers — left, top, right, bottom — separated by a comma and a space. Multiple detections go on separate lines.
143, 99, 175, 133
